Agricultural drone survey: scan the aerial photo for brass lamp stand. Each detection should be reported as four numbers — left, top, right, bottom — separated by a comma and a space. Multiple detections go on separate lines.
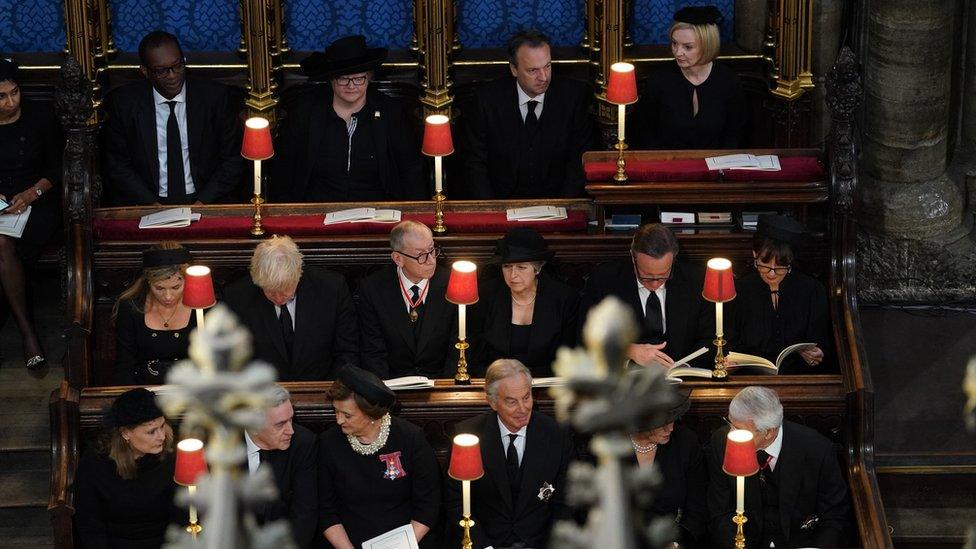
454, 339, 470, 384
614, 138, 628, 183
251, 193, 265, 236
433, 190, 447, 235
712, 333, 728, 380
732, 511, 747, 549
459, 515, 475, 549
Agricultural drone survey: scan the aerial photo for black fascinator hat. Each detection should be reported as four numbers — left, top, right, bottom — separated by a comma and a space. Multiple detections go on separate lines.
674, 5, 723, 25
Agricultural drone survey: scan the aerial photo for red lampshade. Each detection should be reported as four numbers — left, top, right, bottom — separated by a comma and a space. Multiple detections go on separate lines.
241, 117, 274, 161
723, 429, 760, 477
703, 257, 736, 303
174, 438, 208, 486
448, 433, 484, 481
607, 62, 638, 105
446, 261, 478, 305
183, 265, 216, 309
422, 114, 454, 157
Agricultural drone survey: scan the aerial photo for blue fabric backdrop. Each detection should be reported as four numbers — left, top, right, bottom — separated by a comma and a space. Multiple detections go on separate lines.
457, 0, 585, 48
631, 0, 734, 46
286, 0, 414, 51
110, 0, 239, 52
0, 0, 64, 53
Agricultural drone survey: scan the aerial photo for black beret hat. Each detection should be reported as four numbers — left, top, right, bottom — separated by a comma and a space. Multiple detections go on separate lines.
638, 387, 692, 431
337, 366, 396, 409
0, 58, 18, 83
674, 5, 723, 25
106, 388, 164, 429
142, 246, 191, 268
757, 213, 808, 246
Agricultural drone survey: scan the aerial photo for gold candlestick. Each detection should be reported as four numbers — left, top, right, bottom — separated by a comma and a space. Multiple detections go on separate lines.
614, 138, 628, 183
712, 334, 728, 380
454, 339, 470, 384
433, 191, 447, 235
250, 194, 265, 236
459, 515, 475, 549
732, 511, 747, 549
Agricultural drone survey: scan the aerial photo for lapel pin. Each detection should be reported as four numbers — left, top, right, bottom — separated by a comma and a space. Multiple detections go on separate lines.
537, 481, 554, 502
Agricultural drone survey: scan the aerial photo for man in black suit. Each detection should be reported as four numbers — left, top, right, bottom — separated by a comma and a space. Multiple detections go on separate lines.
580, 222, 714, 368
103, 30, 242, 205
446, 359, 575, 548
461, 30, 595, 199
707, 386, 851, 548
244, 385, 317, 549
224, 235, 358, 381
357, 220, 457, 379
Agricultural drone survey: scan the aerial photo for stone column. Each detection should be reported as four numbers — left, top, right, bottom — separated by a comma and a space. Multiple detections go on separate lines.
809, 0, 844, 145
962, 0, 976, 151
735, 0, 767, 53
861, 0, 963, 238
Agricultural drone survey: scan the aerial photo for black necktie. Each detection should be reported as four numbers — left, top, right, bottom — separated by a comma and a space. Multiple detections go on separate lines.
506, 433, 521, 498
644, 290, 664, 339
258, 449, 269, 465
525, 100, 539, 130
279, 305, 294, 361
164, 101, 186, 202
756, 449, 771, 470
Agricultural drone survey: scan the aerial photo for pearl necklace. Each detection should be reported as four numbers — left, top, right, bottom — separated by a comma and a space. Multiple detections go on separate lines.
511, 293, 537, 307
631, 437, 658, 454
347, 414, 391, 456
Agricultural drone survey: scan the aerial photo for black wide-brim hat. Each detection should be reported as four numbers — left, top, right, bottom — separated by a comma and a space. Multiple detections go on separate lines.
489, 227, 555, 264
674, 5, 723, 25
756, 213, 808, 247
637, 387, 691, 431
300, 35, 387, 81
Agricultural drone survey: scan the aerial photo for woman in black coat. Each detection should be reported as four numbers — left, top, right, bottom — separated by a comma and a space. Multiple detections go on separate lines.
473, 228, 579, 377
74, 388, 182, 549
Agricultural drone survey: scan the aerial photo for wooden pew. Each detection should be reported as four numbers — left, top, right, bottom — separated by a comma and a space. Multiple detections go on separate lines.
49, 376, 850, 549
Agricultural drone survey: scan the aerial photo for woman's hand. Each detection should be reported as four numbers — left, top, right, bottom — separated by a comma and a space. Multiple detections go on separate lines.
6, 187, 37, 215
799, 345, 824, 366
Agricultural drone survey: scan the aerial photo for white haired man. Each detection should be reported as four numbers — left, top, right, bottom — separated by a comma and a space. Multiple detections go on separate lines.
225, 235, 358, 380
445, 359, 574, 548
706, 386, 851, 548
244, 385, 317, 549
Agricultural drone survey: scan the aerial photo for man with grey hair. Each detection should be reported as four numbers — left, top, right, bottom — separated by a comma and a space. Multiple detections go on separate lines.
446, 359, 574, 548
580, 222, 713, 369
356, 220, 457, 378
244, 385, 318, 549
225, 234, 358, 380
706, 386, 851, 548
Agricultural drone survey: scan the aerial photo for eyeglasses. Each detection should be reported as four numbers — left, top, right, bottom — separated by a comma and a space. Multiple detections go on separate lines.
754, 261, 792, 275
632, 255, 673, 284
396, 246, 441, 264
335, 75, 368, 87
147, 59, 186, 78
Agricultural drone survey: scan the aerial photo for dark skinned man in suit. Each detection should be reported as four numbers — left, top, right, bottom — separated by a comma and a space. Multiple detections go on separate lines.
103, 31, 242, 205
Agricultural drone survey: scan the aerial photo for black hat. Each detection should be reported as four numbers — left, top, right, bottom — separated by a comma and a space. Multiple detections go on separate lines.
337, 366, 396, 409
0, 58, 18, 83
756, 214, 808, 246
637, 388, 691, 431
142, 246, 191, 268
674, 5, 723, 25
489, 227, 555, 264
106, 388, 164, 429
300, 35, 387, 81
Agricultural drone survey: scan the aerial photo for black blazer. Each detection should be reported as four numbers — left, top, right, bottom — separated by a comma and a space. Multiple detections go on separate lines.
706, 422, 851, 548
258, 423, 318, 549
472, 273, 579, 377
461, 76, 595, 198
269, 87, 425, 202
356, 264, 458, 379
102, 77, 243, 205
224, 267, 359, 381
446, 411, 574, 548
580, 259, 714, 367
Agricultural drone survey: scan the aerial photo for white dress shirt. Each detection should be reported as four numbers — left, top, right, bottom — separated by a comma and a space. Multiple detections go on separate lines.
273, 296, 297, 329
516, 82, 546, 122
636, 278, 668, 334
763, 425, 784, 471
153, 85, 196, 197
498, 417, 528, 465
244, 431, 262, 475
397, 267, 430, 312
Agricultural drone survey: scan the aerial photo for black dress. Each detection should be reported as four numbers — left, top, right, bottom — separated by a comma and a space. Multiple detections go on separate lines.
73, 451, 181, 549
726, 270, 832, 375
472, 273, 579, 377
632, 62, 747, 150
317, 416, 441, 547
114, 299, 196, 385
0, 101, 62, 263
631, 425, 708, 548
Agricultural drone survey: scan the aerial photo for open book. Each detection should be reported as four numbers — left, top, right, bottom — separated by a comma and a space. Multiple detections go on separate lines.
664, 347, 715, 379
323, 207, 401, 225
705, 154, 782, 171
725, 342, 817, 372
383, 376, 435, 390
506, 205, 568, 221
0, 206, 31, 238
138, 208, 201, 229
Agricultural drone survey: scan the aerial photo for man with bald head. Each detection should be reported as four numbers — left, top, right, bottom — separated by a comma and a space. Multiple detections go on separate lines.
356, 220, 457, 378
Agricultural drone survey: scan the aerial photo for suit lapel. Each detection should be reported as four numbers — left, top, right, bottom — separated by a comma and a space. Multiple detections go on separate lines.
291, 277, 315, 364
480, 414, 513, 510
506, 83, 523, 182
184, 79, 204, 184
368, 95, 392, 193
415, 270, 449, 355
138, 83, 160, 189
617, 264, 645, 321
664, 263, 688, 337
385, 268, 418, 353
514, 414, 546, 514
258, 289, 290, 366
775, 425, 800, 540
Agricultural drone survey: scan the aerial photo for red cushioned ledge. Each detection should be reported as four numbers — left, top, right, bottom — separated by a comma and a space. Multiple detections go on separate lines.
584, 156, 825, 182
93, 211, 590, 240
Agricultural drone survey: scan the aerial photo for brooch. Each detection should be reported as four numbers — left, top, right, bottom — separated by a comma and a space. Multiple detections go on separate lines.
374, 110, 381, 119
379, 451, 408, 480
537, 482, 555, 502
